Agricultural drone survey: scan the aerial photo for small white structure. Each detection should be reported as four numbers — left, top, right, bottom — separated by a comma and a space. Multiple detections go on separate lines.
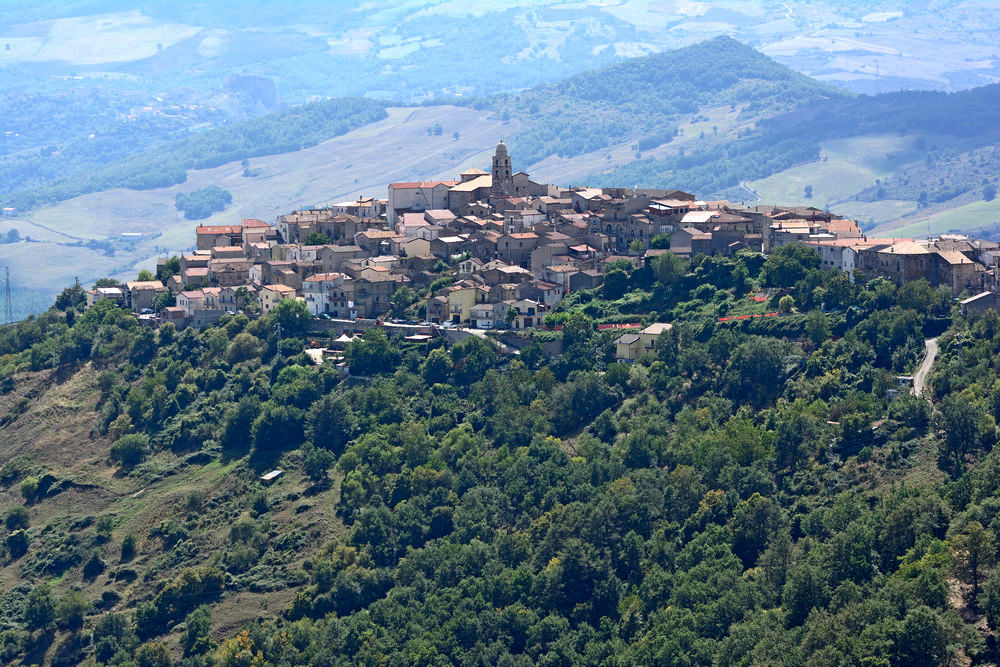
260, 470, 284, 485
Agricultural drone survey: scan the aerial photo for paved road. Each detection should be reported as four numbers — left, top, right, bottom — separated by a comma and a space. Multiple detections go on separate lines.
912, 337, 939, 397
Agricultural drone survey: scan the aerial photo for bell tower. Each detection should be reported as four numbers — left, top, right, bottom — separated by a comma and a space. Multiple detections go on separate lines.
491, 140, 513, 198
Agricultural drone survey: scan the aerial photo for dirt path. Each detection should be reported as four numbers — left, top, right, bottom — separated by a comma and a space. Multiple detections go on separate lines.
913, 337, 939, 397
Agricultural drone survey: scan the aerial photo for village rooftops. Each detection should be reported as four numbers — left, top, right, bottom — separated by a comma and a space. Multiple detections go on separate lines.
125, 280, 165, 290
196, 225, 242, 235
242, 218, 270, 227
680, 211, 716, 224
304, 273, 348, 282
508, 232, 539, 240
262, 284, 297, 293
574, 187, 604, 200
449, 175, 492, 192
357, 230, 401, 239
390, 180, 460, 189
937, 250, 974, 265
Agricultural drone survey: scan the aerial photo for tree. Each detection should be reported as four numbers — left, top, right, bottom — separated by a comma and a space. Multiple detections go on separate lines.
391, 287, 417, 317
137, 269, 156, 282
952, 520, 996, 609
651, 252, 687, 288
271, 298, 311, 337
7, 529, 28, 558
221, 395, 261, 452
56, 590, 90, 630
895, 605, 948, 666
24, 583, 55, 630
307, 394, 356, 454
935, 391, 994, 476
303, 445, 336, 484
5, 505, 29, 530
804, 309, 829, 347
346, 328, 399, 375
252, 403, 305, 453
725, 337, 788, 408
182, 606, 213, 657
135, 641, 173, 667
650, 234, 671, 249
985, 184, 996, 202
778, 295, 794, 313
157, 256, 181, 282
422, 347, 453, 385
303, 232, 333, 246
762, 243, 820, 288
20, 476, 39, 504
783, 561, 829, 626
730, 493, 785, 568
111, 433, 149, 466
602, 268, 628, 299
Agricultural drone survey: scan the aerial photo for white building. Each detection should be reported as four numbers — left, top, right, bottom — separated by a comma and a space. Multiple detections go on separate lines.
302, 273, 354, 318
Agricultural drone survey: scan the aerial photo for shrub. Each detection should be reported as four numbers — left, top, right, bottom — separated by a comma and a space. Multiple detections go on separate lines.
55, 590, 90, 630
20, 476, 39, 504
5, 506, 29, 530
6, 530, 28, 558
121, 533, 136, 561
111, 433, 149, 466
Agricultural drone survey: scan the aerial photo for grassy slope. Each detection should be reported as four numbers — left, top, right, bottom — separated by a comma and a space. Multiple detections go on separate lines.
0, 363, 348, 658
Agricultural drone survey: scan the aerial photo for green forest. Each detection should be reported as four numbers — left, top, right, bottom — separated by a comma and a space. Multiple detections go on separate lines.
175, 187, 234, 221
0, 244, 998, 664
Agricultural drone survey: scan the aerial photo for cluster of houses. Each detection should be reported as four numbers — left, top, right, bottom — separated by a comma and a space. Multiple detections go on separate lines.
85, 140, 1000, 332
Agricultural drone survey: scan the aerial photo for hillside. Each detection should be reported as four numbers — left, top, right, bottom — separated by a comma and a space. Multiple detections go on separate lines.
1, 248, 1000, 664
492, 35, 845, 170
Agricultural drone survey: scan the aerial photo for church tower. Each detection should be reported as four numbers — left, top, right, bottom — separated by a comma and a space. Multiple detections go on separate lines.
491, 140, 513, 198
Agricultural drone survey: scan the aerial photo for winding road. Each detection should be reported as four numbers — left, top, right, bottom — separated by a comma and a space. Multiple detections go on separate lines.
912, 337, 939, 397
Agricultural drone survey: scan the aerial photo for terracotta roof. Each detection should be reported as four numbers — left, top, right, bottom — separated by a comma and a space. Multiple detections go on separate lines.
196, 225, 242, 235
304, 273, 347, 282
263, 284, 297, 293
242, 218, 270, 227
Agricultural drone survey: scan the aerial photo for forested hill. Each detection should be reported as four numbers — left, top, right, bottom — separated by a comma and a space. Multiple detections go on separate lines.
596, 79, 1000, 198
3, 98, 388, 211
2, 247, 1000, 664
492, 36, 845, 168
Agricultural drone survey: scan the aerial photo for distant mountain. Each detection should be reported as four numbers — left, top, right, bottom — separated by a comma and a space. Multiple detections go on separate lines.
491, 36, 845, 169
594, 80, 1000, 201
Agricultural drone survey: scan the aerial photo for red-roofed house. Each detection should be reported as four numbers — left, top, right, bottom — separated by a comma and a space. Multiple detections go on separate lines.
388, 181, 458, 226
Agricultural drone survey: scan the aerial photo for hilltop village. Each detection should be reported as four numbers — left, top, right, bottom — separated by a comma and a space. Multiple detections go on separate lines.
88, 141, 1000, 335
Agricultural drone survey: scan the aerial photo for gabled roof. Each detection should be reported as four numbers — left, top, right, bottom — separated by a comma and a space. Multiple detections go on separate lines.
196, 225, 242, 235
390, 180, 459, 189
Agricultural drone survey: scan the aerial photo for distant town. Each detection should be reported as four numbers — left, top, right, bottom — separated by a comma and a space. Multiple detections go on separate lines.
86, 141, 1000, 339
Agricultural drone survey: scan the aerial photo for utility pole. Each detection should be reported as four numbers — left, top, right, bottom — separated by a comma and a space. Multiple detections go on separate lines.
3, 267, 11, 324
